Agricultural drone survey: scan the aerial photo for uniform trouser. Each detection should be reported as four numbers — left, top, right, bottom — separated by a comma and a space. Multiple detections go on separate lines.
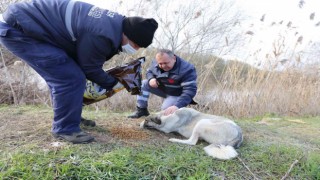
0, 22, 85, 134
137, 79, 178, 110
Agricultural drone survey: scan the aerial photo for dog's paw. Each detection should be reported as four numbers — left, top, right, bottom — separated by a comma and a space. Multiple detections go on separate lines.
139, 121, 145, 129
168, 138, 179, 142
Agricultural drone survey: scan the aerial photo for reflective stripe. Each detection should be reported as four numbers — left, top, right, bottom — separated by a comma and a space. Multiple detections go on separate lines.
0, 14, 6, 23
142, 91, 150, 96
181, 80, 196, 86
137, 96, 149, 101
163, 84, 181, 88
65, 0, 77, 41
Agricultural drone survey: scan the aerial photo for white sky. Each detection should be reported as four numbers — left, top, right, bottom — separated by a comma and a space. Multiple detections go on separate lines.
237, 0, 319, 21
84, 0, 320, 43
236, 0, 320, 39
234, 0, 320, 67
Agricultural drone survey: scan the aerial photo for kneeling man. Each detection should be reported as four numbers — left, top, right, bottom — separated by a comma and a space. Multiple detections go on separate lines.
128, 49, 197, 118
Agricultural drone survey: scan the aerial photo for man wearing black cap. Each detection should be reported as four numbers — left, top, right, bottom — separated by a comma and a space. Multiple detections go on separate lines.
0, 0, 158, 143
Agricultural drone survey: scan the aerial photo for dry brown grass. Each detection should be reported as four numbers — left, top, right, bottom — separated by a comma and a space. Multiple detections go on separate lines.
90, 52, 320, 118
192, 55, 320, 118
0, 105, 181, 152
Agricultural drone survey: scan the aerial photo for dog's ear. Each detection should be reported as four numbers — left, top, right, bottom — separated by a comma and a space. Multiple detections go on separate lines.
175, 108, 192, 116
173, 108, 192, 124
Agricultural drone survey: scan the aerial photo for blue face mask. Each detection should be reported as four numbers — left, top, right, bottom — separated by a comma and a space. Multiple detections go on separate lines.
122, 43, 137, 54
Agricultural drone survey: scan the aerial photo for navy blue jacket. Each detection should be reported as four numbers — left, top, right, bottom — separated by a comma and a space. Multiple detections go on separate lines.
4, 0, 124, 89
146, 56, 197, 108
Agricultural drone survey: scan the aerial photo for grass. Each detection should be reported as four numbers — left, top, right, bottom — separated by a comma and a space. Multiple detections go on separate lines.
0, 105, 319, 179
1, 144, 319, 179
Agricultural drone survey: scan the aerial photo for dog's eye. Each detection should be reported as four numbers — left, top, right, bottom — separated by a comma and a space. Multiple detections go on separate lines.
154, 117, 161, 125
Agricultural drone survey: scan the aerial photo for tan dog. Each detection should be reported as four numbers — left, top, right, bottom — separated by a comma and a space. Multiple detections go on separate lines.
140, 107, 243, 160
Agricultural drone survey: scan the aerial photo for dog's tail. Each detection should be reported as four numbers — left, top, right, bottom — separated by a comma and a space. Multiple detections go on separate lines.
203, 144, 238, 160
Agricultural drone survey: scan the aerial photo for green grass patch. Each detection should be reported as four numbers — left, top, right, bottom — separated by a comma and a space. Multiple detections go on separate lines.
0, 105, 319, 179
1, 143, 319, 179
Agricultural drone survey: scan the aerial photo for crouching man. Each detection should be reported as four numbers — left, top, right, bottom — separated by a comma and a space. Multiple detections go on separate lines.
128, 49, 197, 118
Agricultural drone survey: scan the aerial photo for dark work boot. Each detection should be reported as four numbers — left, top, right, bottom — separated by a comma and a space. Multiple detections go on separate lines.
128, 107, 150, 118
81, 117, 96, 127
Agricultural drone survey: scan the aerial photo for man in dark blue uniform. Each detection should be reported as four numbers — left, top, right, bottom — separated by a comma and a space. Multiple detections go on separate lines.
0, 0, 158, 143
128, 49, 197, 118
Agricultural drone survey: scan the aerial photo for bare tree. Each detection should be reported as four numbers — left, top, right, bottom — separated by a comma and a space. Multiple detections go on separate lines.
151, 0, 244, 56
109, 0, 244, 56
0, 0, 25, 12
0, 48, 17, 104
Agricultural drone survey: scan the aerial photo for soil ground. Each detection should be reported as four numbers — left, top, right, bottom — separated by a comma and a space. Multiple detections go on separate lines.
0, 106, 182, 150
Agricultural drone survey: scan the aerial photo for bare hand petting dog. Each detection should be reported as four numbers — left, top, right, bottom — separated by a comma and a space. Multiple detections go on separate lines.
164, 106, 178, 115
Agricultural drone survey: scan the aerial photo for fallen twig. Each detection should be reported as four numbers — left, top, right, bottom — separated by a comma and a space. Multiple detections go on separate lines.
237, 156, 259, 180
281, 159, 299, 180
153, 165, 161, 180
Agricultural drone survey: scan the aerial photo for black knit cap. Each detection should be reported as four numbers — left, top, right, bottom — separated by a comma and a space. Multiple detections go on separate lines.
123, 16, 158, 48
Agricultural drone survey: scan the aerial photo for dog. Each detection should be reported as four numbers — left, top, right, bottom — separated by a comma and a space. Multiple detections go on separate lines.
140, 107, 243, 160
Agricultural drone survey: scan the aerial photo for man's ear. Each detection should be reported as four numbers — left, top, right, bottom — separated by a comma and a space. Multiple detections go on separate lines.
121, 33, 129, 45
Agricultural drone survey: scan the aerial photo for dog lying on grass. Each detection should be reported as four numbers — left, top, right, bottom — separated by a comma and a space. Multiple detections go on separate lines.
140, 107, 243, 160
